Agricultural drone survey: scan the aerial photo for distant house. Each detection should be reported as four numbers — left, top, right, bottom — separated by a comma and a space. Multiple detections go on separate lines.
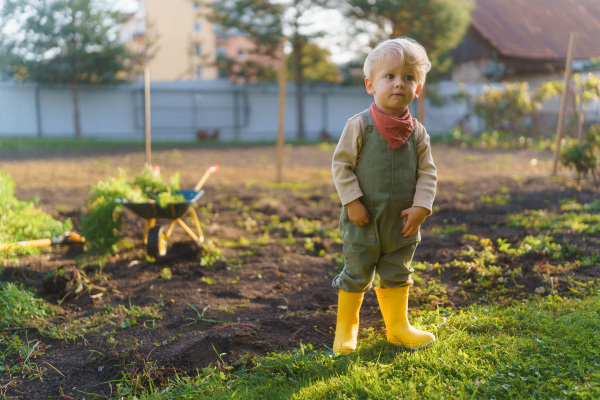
451, 0, 600, 82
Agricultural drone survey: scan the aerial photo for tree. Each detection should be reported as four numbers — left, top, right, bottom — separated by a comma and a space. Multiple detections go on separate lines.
212, 0, 336, 139
340, 0, 474, 79
287, 42, 341, 83
0, 0, 146, 138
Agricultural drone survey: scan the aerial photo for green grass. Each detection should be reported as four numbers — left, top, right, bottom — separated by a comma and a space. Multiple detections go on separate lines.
0, 136, 332, 154
110, 292, 600, 399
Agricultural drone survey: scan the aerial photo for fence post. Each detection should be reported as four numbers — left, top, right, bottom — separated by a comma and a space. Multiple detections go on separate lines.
144, 66, 151, 166
552, 32, 577, 176
35, 84, 43, 137
276, 38, 288, 183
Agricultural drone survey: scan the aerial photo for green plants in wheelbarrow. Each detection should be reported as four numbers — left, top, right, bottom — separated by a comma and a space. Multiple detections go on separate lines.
81, 165, 184, 254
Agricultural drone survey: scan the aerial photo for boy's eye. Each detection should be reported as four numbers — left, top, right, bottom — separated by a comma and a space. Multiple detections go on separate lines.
385, 73, 395, 80
404, 75, 415, 81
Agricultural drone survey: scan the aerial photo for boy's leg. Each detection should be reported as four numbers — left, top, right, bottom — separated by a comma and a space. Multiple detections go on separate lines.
375, 242, 435, 350
376, 242, 418, 288
332, 290, 364, 354
332, 241, 379, 292
331, 241, 379, 354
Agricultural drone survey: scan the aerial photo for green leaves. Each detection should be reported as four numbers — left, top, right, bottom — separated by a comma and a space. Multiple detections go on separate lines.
0, 0, 137, 84
0, 171, 73, 263
80, 166, 184, 255
342, 0, 474, 78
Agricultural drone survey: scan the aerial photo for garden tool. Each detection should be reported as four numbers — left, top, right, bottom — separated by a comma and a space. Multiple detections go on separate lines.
194, 164, 220, 191
332, 290, 364, 354
375, 285, 435, 350
0, 232, 86, 251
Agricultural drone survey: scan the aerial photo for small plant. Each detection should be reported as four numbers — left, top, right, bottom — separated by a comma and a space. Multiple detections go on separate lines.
431, 222, 468, 238
480, 193, 511, 205
560, 124, 600, 185
158, 268, 172, 282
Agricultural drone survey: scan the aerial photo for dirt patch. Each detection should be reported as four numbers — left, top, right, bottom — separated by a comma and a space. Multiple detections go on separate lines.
0, 144, 598, 399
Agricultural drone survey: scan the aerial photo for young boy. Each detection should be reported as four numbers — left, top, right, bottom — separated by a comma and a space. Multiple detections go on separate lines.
331, 37, 437, 354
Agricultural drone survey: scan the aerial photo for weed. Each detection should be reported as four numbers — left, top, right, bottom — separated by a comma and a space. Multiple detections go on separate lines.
508, 202, 600, 234
186, 304, 234, 325
158, 268, 172, 282
199, 240, 224, 267
481, 193, 511, 205
498, 234, 571, 260
201, 277, 217, 285
0, 172, 72, 265
431, 222, 468, 238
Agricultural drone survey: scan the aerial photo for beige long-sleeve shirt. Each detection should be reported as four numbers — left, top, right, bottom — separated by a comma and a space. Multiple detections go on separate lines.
332, 113, 437, 213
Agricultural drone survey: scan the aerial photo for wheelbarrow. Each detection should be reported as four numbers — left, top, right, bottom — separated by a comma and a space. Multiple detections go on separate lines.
116, 165, 219, 257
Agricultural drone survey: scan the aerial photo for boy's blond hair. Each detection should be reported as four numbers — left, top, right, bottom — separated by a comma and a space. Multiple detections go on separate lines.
363, 37, 431, 85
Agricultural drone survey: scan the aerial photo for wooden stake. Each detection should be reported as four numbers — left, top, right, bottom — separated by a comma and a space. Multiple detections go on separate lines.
144, 66, 152, 166
577, 87, 585, 145
552, 32, 577, 176
276, 38, 287, 183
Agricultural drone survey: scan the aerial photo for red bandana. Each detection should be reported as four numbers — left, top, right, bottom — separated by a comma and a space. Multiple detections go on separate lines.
369, 104, 414, 150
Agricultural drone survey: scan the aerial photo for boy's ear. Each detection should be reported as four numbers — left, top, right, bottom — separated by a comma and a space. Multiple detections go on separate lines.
365, 78, 375, 95
415, 84, 423, 98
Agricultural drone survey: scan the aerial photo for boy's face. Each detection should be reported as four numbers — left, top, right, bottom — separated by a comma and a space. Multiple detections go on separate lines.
365, 54, 422, 118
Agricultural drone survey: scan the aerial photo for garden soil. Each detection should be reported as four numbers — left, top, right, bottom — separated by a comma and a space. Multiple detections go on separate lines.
0, 143, 597, 399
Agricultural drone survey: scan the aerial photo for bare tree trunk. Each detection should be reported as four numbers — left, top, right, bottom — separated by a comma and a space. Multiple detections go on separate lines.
70, 80, 82, 138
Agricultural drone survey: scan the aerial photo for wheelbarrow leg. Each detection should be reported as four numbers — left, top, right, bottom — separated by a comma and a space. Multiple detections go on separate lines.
165, 219, 177, 240
176, 218, 200, 243
143, 219, 156, 245
173, 208, 204, 245
189, 208, 205, 243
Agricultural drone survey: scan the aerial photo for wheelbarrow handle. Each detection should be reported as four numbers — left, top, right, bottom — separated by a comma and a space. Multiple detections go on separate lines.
0, 239, 52, 251
194, 164, 220, 192
0, 232, 86, 251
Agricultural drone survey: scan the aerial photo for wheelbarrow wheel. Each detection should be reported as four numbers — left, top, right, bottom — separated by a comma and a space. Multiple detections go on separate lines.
147, 226, 167, 257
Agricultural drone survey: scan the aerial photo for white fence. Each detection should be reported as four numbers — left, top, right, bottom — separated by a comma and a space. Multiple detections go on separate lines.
1, 79, 597, 141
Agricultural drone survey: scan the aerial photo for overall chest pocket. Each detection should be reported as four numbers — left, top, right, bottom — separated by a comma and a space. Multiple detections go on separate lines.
340, 198, 376, 243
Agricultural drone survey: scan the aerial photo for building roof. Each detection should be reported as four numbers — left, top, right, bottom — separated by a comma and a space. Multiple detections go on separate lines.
472, 0, 600, 60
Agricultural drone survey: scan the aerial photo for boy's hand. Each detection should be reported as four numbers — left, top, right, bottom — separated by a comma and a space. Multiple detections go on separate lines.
346, 199, 371, 226
400, 206, 429, 237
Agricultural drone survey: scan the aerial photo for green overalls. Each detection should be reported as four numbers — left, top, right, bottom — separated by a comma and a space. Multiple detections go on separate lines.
333, 109, 421, 293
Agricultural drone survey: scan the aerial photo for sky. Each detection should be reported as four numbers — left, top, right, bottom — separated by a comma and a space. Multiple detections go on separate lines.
116, 0, 358, 64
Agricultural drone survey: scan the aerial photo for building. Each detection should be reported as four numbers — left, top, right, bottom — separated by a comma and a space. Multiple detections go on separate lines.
119, 0, 267, 82
451, 0, 600, 82
118, 0, 218, 81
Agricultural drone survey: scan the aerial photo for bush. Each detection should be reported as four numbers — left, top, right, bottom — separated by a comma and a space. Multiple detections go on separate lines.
0, 171, 72, 264
561, 124, 600, 184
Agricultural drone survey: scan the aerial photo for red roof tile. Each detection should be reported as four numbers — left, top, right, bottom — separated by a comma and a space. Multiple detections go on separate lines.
472, 0, 600, 60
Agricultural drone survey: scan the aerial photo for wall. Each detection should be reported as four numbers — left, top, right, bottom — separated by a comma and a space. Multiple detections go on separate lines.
1, 79, 598, 141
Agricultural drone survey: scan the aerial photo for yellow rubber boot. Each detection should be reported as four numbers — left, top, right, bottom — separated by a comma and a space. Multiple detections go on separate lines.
375, 286, 435, 350
332, 290, 364, 354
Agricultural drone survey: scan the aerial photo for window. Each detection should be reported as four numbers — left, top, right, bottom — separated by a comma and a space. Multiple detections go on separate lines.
195, 43, 202, 55
196, 67, 203, 79
194, 22, 201, 33
193, 1, 200, 10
